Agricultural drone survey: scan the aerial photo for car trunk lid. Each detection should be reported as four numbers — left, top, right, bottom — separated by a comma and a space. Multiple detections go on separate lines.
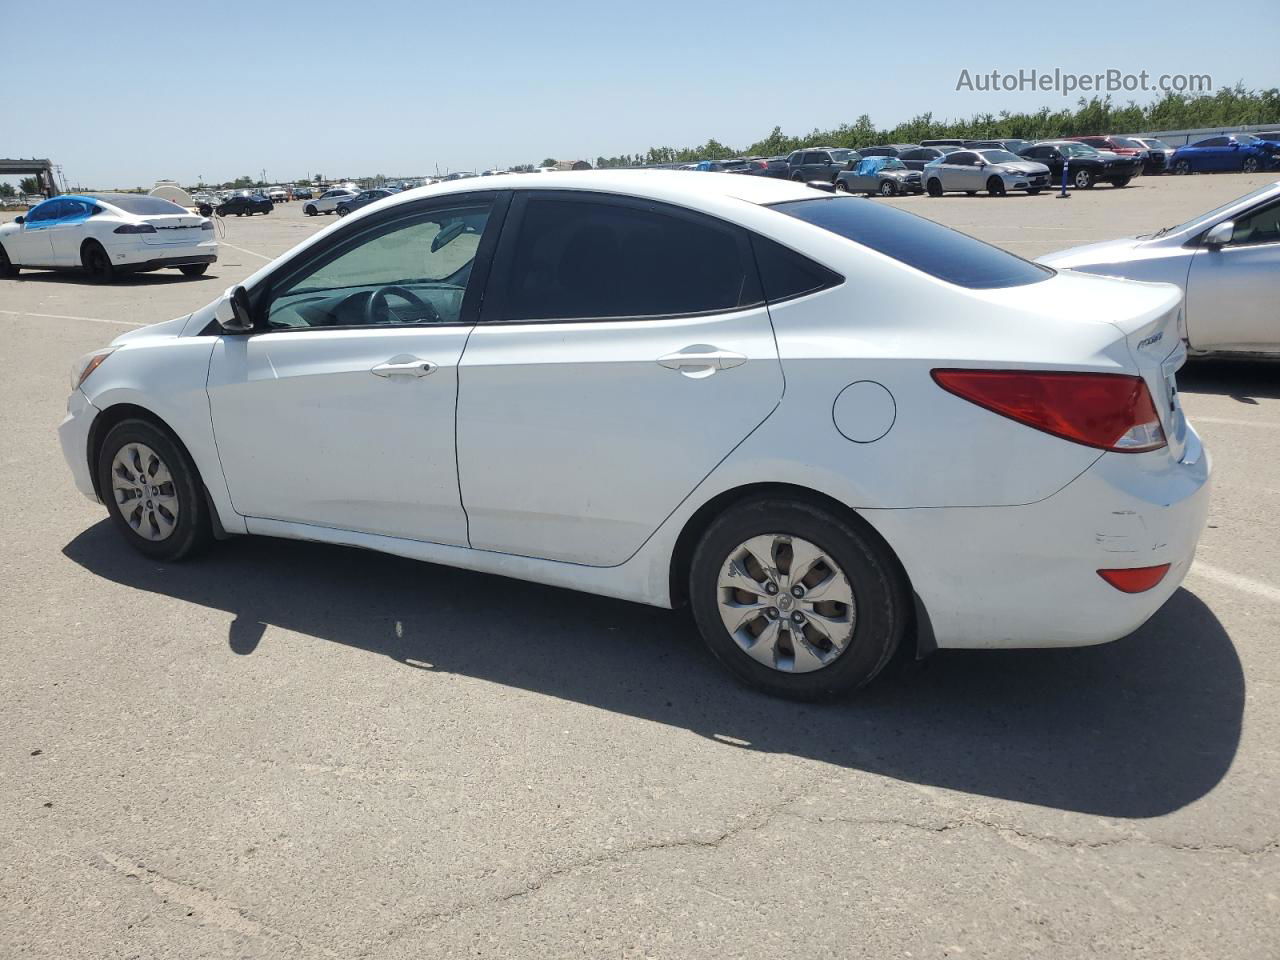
138, 214, 206, 245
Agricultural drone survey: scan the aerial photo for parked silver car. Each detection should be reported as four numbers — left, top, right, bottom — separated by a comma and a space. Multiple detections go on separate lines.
923, 149, 1051, 197
1040, 181, 1280, 356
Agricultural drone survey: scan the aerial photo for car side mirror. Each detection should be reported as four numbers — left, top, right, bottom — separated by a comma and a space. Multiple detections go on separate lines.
1204, 221, 1234, 248
14, 215, 24, 225
214, 285, 255, 333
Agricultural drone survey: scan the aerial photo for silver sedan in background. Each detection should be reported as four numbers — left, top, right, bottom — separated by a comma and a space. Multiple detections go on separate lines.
923, 148, 1051, 197
1040, 180, 1280, 357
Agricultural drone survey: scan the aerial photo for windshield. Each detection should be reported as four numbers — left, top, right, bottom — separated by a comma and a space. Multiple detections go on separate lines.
1236, 134, 1259, 144
1141, 138, 1171, 151
1113, 137, 1146, 149
1147, 183, 1280, 238
881, 158, 906, 170
90, 194, 188, 215
1059, 143, 1099, 158
978, 149, 1022, 164
771, 196, 1052, 289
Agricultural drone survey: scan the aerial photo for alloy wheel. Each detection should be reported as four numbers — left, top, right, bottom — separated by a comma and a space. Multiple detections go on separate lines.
716, 534, 856, 673
111, 442, 179, 541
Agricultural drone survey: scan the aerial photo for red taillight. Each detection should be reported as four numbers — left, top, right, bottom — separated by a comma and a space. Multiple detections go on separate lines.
114, 222, 157, 234
1098, 564, 1171, 593
931, 369, 1166, 453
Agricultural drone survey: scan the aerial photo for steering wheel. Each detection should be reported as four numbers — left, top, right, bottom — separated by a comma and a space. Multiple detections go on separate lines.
366, 285, 440, 325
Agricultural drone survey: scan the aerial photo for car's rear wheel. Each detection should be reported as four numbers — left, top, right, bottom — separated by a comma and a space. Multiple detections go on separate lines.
926, 178, 943, 197
97, 419, 212, 562
986, 176, 1006, 196
689, 497, 907, 700
879, 180, 897, 196
81, 241, 114, 283
179, 264, 208, 277
1242, 156, 1260, 173
0, 243, 18, 277
1073, 167, 1095, 189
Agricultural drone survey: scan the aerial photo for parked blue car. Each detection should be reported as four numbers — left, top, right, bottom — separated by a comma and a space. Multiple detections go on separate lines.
1169, 134, 1279, 175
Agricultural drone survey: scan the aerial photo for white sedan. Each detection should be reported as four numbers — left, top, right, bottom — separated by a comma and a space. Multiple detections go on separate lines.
1041, 181, 1280, 356
0, 193, 216, 281
58, 172, 1210, 699
302, 187, 359, 216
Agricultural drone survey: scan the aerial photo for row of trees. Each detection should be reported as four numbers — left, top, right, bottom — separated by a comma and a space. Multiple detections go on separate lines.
592, 88, 1280, 167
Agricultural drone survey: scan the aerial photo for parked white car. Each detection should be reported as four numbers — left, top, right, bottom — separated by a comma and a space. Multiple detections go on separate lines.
58, 172, 1209, 698
0, 193, 216, 281
267, 186, 288, 203
923, 148, 1052, 197
302, 188, 358, 216
1040, 181, 1280, 356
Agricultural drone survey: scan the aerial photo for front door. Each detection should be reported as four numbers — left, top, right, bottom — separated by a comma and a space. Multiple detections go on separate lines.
206, 195, 503, 544
1186, 199, 1280, 353
10, 199, 57, 266
455, 191, 784, 566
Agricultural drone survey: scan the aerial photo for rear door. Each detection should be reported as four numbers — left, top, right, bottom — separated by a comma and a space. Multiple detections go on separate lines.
455, 191, 784, 566
1185, 197, 1280, 352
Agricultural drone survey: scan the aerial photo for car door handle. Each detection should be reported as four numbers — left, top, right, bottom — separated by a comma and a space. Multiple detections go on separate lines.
657, 346, 748, 371
371, 356, 437, 378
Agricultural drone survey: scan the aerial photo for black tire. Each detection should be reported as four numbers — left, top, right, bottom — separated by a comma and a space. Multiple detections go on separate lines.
304, 204, 317, 216
179, 264, 208, 277
834, 179, 849, 193
926, 178, 943, 197
0, 243, 18, 277
1026, 188, 1042, 196
337, 205, 350, 217
790, 172, 804, 182
81, 241, 114, 283
964, 190, 977, 196
1110, 177, 1131, 188
986, 176, 1006, 196
1173, 160, 1190, 175
879, 180, 897, 196
689, 496, 908, 700
97, 418, 213, 562
1072, 167, 1095, 189
1242, 156, 1260, 173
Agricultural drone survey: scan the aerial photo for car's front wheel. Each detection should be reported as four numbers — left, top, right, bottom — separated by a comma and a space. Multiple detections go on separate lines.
879, 180, 897, 196
1242, 156, 1260, 173
689, 497, 907, 700
97, 418, 212, 562
834, 179, 848, 193
0, 243, 19, 277
1173, 160, 1190, 175
986, 176, 1006, 196
304, 204, 317, 216
926, 178, 943, 197
1073, 167, 1095, 189
337, 206, 350, 216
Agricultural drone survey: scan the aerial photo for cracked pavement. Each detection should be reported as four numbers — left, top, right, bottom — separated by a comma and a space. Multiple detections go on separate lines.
3, 177, 1279, 958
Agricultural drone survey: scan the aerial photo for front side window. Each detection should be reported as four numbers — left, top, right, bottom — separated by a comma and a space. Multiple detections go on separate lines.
494, 195, 760, 321
771, 196, 1053, 290
1195, 137, 1228, 147
950, 153, 974, 166
264, 201, 493, 329
1228, 201, 1280, 246
26, 200, 58, 223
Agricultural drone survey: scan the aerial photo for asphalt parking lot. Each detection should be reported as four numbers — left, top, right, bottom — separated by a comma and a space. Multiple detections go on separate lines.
2, 175, 1277, 959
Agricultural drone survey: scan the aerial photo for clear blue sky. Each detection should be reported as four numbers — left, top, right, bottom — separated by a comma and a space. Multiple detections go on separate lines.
7, 0, 1277, 187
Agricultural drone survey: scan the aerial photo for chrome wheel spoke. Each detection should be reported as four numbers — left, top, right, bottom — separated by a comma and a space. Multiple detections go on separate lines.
803, 573, 853, 607
718, 597, 770, 634
739, 617, 783, 668
787, 628, 828, 672
785, 538, 827, 587
718, 558, 770, 599
739, 535, 781, 584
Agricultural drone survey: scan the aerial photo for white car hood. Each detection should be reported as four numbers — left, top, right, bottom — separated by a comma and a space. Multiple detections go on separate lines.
1037, 236, 1143, 269
110, 313, 192, 346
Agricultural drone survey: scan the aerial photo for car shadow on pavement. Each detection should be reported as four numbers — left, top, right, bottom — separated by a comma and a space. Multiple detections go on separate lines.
1179, 359, 1280, 403
10, 270, 213, 287
63, 521, 1243, 819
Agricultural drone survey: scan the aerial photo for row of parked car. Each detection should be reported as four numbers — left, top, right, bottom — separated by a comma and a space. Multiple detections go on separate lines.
699, 131, 1280, 197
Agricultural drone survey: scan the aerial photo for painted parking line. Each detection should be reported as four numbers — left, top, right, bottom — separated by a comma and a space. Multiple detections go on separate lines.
218, 241, 273, 261
1190, 416, 1280, 430
0, 309, 143, 327
1189, 561, 1280, 604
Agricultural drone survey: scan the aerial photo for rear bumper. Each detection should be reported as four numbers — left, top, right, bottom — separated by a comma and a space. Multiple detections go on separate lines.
865, 424, 1212, 649
116, 253, 217, 273
58, 388, 100, 503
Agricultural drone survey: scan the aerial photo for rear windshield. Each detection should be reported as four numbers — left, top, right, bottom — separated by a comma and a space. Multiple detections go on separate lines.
771, 197, 1053, 289
90, 194, 188, 215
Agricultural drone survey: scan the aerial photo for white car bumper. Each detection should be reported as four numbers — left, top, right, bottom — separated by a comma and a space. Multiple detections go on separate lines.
108, 236, 218, 269
59, 388, 100, 503
866, 424, 1212, 649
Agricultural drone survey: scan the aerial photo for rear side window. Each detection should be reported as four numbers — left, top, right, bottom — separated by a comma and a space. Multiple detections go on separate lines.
751, 235, 842, 303
495, 196, 761, 321
89, 194, 187, 215
772, 196, 1053, 290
